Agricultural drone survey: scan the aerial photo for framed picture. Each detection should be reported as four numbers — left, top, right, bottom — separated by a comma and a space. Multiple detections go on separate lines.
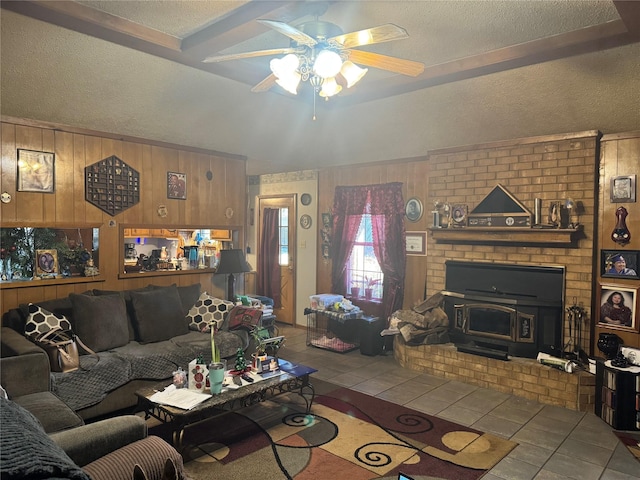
167, 172, 187, 199
610, 175, 636, 203
597, 284, 638, 331
601, 250, 639, 279
450, 204, 468, 228
17, 149, 55, 193
35, 249, 58, 277
405, 197, 423, 222
405, 231, 426, 255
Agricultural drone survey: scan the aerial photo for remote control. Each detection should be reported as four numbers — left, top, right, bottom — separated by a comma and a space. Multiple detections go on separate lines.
241, 373, 254, 383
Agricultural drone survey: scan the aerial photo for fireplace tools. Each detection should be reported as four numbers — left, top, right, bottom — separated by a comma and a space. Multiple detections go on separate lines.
564, 298, 586, 362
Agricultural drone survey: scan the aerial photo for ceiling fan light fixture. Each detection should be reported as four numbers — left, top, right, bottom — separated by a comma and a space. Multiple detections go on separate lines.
270, 53, 299, 78
275, 70, 301, 95
313, 49, 342, 79
340, 61, 368, 88
319, 77, 342, 98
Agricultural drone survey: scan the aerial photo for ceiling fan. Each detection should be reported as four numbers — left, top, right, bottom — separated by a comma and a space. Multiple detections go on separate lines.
202, 18, 424, 100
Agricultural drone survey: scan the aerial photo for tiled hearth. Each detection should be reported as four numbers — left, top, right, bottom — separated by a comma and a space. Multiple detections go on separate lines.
394, 338, 596, 412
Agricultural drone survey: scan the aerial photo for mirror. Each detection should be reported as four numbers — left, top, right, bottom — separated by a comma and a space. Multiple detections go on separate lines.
121, 227, 236, 274
0, 227, 100, 281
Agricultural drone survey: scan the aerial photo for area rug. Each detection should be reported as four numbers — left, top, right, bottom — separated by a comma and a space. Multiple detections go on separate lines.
151, 382, 516, 480
614, 431, 640, 462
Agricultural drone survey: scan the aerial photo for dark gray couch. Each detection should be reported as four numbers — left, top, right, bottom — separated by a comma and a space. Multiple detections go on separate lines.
0, 394, 188, 480
1, 283, 251, 421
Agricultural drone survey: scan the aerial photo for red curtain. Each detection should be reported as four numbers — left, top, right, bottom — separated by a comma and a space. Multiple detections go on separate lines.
257, 208, 281, 308
331, 183, 406, 323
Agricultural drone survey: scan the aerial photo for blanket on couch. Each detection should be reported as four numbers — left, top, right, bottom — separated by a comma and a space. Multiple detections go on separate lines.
0, 396, 90, 480
51, 331, 233, 411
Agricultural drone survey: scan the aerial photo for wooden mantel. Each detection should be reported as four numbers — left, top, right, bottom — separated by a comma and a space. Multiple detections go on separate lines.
428, 226, 582, 245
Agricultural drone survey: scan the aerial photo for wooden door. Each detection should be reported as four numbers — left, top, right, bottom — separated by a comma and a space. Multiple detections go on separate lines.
258, 195, 296, 326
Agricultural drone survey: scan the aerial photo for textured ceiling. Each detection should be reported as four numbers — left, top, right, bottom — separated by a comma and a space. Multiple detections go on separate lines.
1, 1, 639, 175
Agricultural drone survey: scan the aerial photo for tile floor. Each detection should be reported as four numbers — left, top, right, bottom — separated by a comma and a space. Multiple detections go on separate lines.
275, 323, 640, 480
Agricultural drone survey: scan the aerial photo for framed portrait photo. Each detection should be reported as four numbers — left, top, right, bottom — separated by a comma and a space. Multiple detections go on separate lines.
17, 149, 55, 193
610, 174, 636, 203
167, 172, 186, 200
405, 197, 423, 222
601, 250, 639, 279
405, 231, 426, 255
597, 283, 638, 332
35, 249, 58, 277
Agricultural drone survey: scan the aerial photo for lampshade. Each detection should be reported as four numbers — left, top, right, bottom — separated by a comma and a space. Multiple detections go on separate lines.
313, 49, 342, 78
340, 61, 368, 88
216, 249, 251, 274
319, 77, 342, 98
275, 71, 301, 95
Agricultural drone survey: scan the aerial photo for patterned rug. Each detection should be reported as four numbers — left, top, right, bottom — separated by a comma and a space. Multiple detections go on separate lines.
614, 431, 640, 462
152, 382, 516, 480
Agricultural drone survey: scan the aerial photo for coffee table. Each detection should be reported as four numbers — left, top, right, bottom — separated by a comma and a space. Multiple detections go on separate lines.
135, 359, 316, 451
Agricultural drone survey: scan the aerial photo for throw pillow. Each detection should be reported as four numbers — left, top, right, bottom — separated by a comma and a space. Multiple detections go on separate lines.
227, 306, 263, 331
186, 292, 234, 332
69, 293, 129, 352
129, 285, 188, 344
24, 303, 72, 339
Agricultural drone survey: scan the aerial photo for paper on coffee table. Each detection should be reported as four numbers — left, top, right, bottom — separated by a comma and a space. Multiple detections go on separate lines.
149, 384, 211, 410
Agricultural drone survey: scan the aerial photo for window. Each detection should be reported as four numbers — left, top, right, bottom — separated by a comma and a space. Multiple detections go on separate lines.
279, 208, 289, 266
346, 215, 383, 299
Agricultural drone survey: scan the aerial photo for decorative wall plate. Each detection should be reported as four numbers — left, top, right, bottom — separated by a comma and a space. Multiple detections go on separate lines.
300, 214, 312, 229
301, 193, 312, 206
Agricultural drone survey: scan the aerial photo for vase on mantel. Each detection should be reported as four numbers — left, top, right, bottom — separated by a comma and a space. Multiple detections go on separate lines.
597, 333, 621, 360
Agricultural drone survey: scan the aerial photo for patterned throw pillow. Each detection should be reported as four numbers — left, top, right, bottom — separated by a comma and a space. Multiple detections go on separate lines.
24, 303, 72, 338
186, 292, 234, 332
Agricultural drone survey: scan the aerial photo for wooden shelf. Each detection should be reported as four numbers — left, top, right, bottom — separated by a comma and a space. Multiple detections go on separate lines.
428, 226, 582, 245
0, 275, 105, 290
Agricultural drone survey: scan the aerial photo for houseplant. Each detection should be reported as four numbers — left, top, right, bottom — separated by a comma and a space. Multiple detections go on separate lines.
356, 276, 381, 300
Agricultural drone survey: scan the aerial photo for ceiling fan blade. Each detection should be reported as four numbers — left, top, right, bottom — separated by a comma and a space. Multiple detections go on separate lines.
203, 47, 298, 63
329, 24, 409, 49
257, 19, 318, 47
251, 74, 277, 93
347, 49, 424, 77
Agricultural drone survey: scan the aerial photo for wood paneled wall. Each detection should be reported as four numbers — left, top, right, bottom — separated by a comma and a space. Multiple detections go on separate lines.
595, 131, 640, 349
317, 131, 600, 354
0, 117, 247, 312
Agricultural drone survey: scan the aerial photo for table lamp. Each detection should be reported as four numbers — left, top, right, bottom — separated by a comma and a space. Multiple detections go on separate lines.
216, 249, 250, 301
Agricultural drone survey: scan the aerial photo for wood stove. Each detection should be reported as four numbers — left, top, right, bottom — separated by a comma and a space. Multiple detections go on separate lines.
442, 260, 564, 359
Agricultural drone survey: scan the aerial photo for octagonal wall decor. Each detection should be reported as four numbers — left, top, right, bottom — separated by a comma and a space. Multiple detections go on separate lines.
85, 155, 140, 216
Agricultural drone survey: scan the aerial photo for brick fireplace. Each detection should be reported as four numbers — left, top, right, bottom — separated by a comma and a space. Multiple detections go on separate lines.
397, 130, 599, 411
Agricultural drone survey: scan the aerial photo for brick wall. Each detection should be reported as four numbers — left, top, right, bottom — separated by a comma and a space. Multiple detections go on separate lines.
394, 338, 596, 411
425, 131, 599, 353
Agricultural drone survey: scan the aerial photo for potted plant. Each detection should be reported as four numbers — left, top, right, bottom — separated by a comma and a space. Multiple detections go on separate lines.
250, 327, 269, 371
350, 280, 361, 298
363, 276, 381, 300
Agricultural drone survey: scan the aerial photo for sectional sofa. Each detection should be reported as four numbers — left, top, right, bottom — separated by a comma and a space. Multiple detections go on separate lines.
1, 283, 251, 420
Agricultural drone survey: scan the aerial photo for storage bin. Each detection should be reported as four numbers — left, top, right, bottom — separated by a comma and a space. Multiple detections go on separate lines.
359, 316, 384, 356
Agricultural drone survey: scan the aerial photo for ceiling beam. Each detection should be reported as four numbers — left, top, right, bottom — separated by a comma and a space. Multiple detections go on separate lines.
2, 0, 638, 107
338, 19, 638, 106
